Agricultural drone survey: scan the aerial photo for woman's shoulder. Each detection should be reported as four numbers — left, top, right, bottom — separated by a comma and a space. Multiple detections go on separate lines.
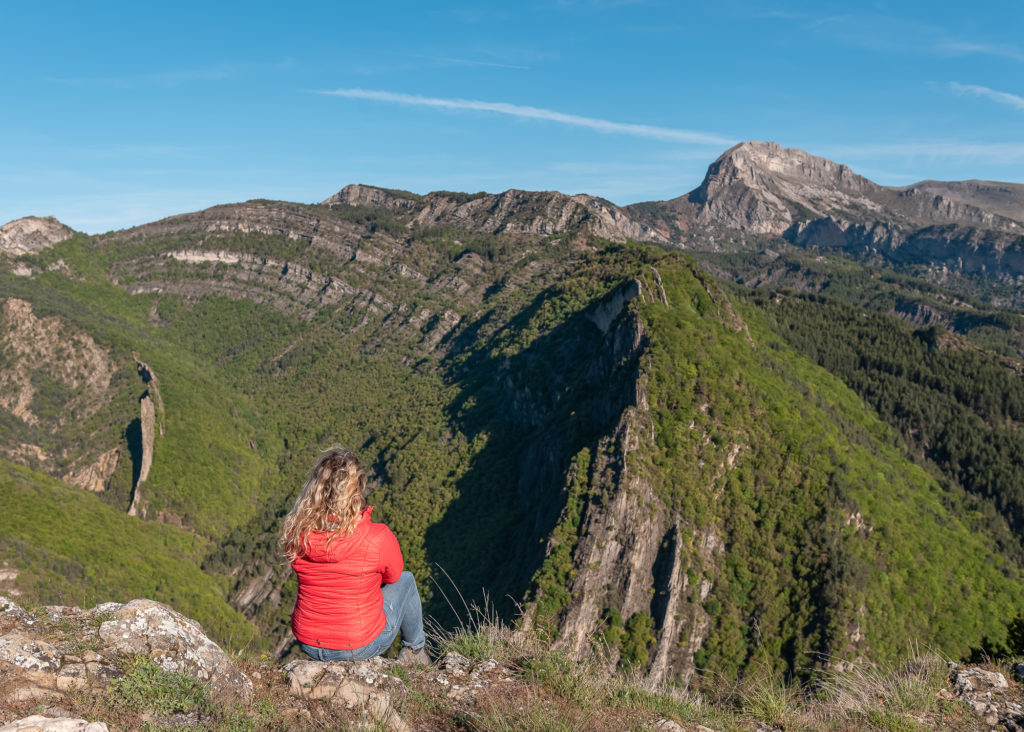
363, 509, 397, 540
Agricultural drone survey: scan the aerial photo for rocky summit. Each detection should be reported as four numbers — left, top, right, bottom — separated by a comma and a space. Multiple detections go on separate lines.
0, 217, 75, 258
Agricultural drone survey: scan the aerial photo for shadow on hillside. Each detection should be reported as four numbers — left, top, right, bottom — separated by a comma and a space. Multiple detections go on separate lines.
125, 417, 144, 496
422, 280, 644, 627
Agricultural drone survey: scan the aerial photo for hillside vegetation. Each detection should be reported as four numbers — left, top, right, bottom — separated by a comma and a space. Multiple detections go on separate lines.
0, 189, 1022, 684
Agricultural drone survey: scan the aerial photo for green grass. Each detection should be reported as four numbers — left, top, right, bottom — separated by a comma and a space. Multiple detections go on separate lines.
106, 655, 211, 716
0, 460, 257, 647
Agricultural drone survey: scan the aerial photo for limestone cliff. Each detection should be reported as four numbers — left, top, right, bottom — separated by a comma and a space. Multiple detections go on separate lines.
674, 141, 1024, 237
322, 184, 672, 245
0, 217, 75, 257
62, 448, 119, 493
0, 299, 116, 431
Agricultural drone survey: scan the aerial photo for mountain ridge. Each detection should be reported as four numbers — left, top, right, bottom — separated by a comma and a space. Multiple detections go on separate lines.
2, 141, 1024, 688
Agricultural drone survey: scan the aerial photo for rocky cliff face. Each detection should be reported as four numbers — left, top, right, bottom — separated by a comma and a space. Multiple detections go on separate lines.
0, 299, 117, 435
0, 298, 125, 494
688, 141, 882, 235
322, 184, 672, 244
0, 217, 75, 257
619, 141, 1024, 293
673, 141, 1024, 237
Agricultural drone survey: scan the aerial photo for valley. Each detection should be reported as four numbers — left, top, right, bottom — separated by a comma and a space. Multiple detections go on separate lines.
1, 142, 1023, 688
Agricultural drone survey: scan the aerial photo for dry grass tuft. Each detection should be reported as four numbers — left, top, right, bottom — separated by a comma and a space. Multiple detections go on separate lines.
812, 649, 951, 730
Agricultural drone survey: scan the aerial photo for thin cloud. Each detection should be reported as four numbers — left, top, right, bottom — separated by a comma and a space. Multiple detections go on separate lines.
940, 41, 1024, 63
430, 56, 530, 70
46, 68, 230, 88
827, 141, 1024, 163
949, 82, 1024, 112
313, 88, 734, 146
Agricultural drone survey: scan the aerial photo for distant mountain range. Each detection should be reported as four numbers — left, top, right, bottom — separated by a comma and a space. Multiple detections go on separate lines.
2, 142, 1024, 686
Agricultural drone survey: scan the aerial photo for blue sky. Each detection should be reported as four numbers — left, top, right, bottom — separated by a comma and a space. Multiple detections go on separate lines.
2, 1, 1023, 232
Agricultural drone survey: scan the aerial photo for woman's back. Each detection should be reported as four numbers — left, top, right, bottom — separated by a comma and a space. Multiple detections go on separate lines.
290, 506, 403, 650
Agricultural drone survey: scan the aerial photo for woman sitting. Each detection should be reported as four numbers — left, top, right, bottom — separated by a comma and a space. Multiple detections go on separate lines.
280, 446, 429, 664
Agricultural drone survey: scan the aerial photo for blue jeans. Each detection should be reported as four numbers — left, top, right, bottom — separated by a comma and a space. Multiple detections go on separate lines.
299, 571, 426, 661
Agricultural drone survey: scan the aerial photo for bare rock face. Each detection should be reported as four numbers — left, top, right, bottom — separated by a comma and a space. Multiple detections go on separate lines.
0, 217, 75, 257
62, 448, 119, 493
690, 141, 882, 234
137, 392, 155, 485
677, 141, 1024, 241
0, 299, 117, 430
322, 185, 672, 245
0, 596, 253, 717
320, 184, 421, 210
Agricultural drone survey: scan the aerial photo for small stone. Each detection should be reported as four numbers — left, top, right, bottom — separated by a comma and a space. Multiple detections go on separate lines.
441, 651, 470, 674
0, 632, 62, 671
653, 719, 685, 731
54, 675, 89, 692
1014, 663, 1024, 683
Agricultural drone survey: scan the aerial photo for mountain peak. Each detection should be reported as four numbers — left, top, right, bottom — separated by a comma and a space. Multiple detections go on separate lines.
320, 184, 422, 210
711, 141, 871, 189
687, 141, 879, 234
0, 216, 76, 257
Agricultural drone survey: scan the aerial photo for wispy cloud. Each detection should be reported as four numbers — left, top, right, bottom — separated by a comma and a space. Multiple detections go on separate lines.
806, 14, 853, 28
949, 82, 1024, 111
429, 56, 530, 70
47, 67, 230, 88
827, 141, 1024, 163
939, 41, 1024, 63
313, 88, 734, 145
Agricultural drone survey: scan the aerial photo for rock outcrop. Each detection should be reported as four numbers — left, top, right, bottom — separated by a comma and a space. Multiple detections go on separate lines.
676, 141, 1024, 237
946, 663, 1024, 730
321, 184, 422, 210
0, 596, 251, 704
0, 595, 525, 732
0, 595, 251, 719
0, 299, 117, 431
322, 185, 673, 245
61, 449, 119, 493
96, 599, 251, 702
0, 217, 75, 257
689, 141, 882, 235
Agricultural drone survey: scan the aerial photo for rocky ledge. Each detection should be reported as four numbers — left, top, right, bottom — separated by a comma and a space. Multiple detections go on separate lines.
2, 594, 1023, 731
0, 596, 526, 732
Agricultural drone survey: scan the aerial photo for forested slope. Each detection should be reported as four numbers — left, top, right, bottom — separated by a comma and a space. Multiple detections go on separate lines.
0, 192, 1022, 685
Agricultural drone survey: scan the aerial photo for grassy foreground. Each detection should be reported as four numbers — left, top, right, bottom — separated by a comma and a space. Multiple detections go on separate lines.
5, 600, 1016, 732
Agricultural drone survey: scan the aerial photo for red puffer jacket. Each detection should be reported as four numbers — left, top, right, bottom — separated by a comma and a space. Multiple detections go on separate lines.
290, 506, 404, 650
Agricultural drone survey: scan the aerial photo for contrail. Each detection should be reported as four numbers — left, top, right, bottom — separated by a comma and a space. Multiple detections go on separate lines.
314, 88, 734, 146
949, 82, 1024, 112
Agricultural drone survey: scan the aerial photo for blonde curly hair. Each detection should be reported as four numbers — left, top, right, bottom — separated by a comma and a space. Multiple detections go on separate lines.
280, 446, 367, 561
